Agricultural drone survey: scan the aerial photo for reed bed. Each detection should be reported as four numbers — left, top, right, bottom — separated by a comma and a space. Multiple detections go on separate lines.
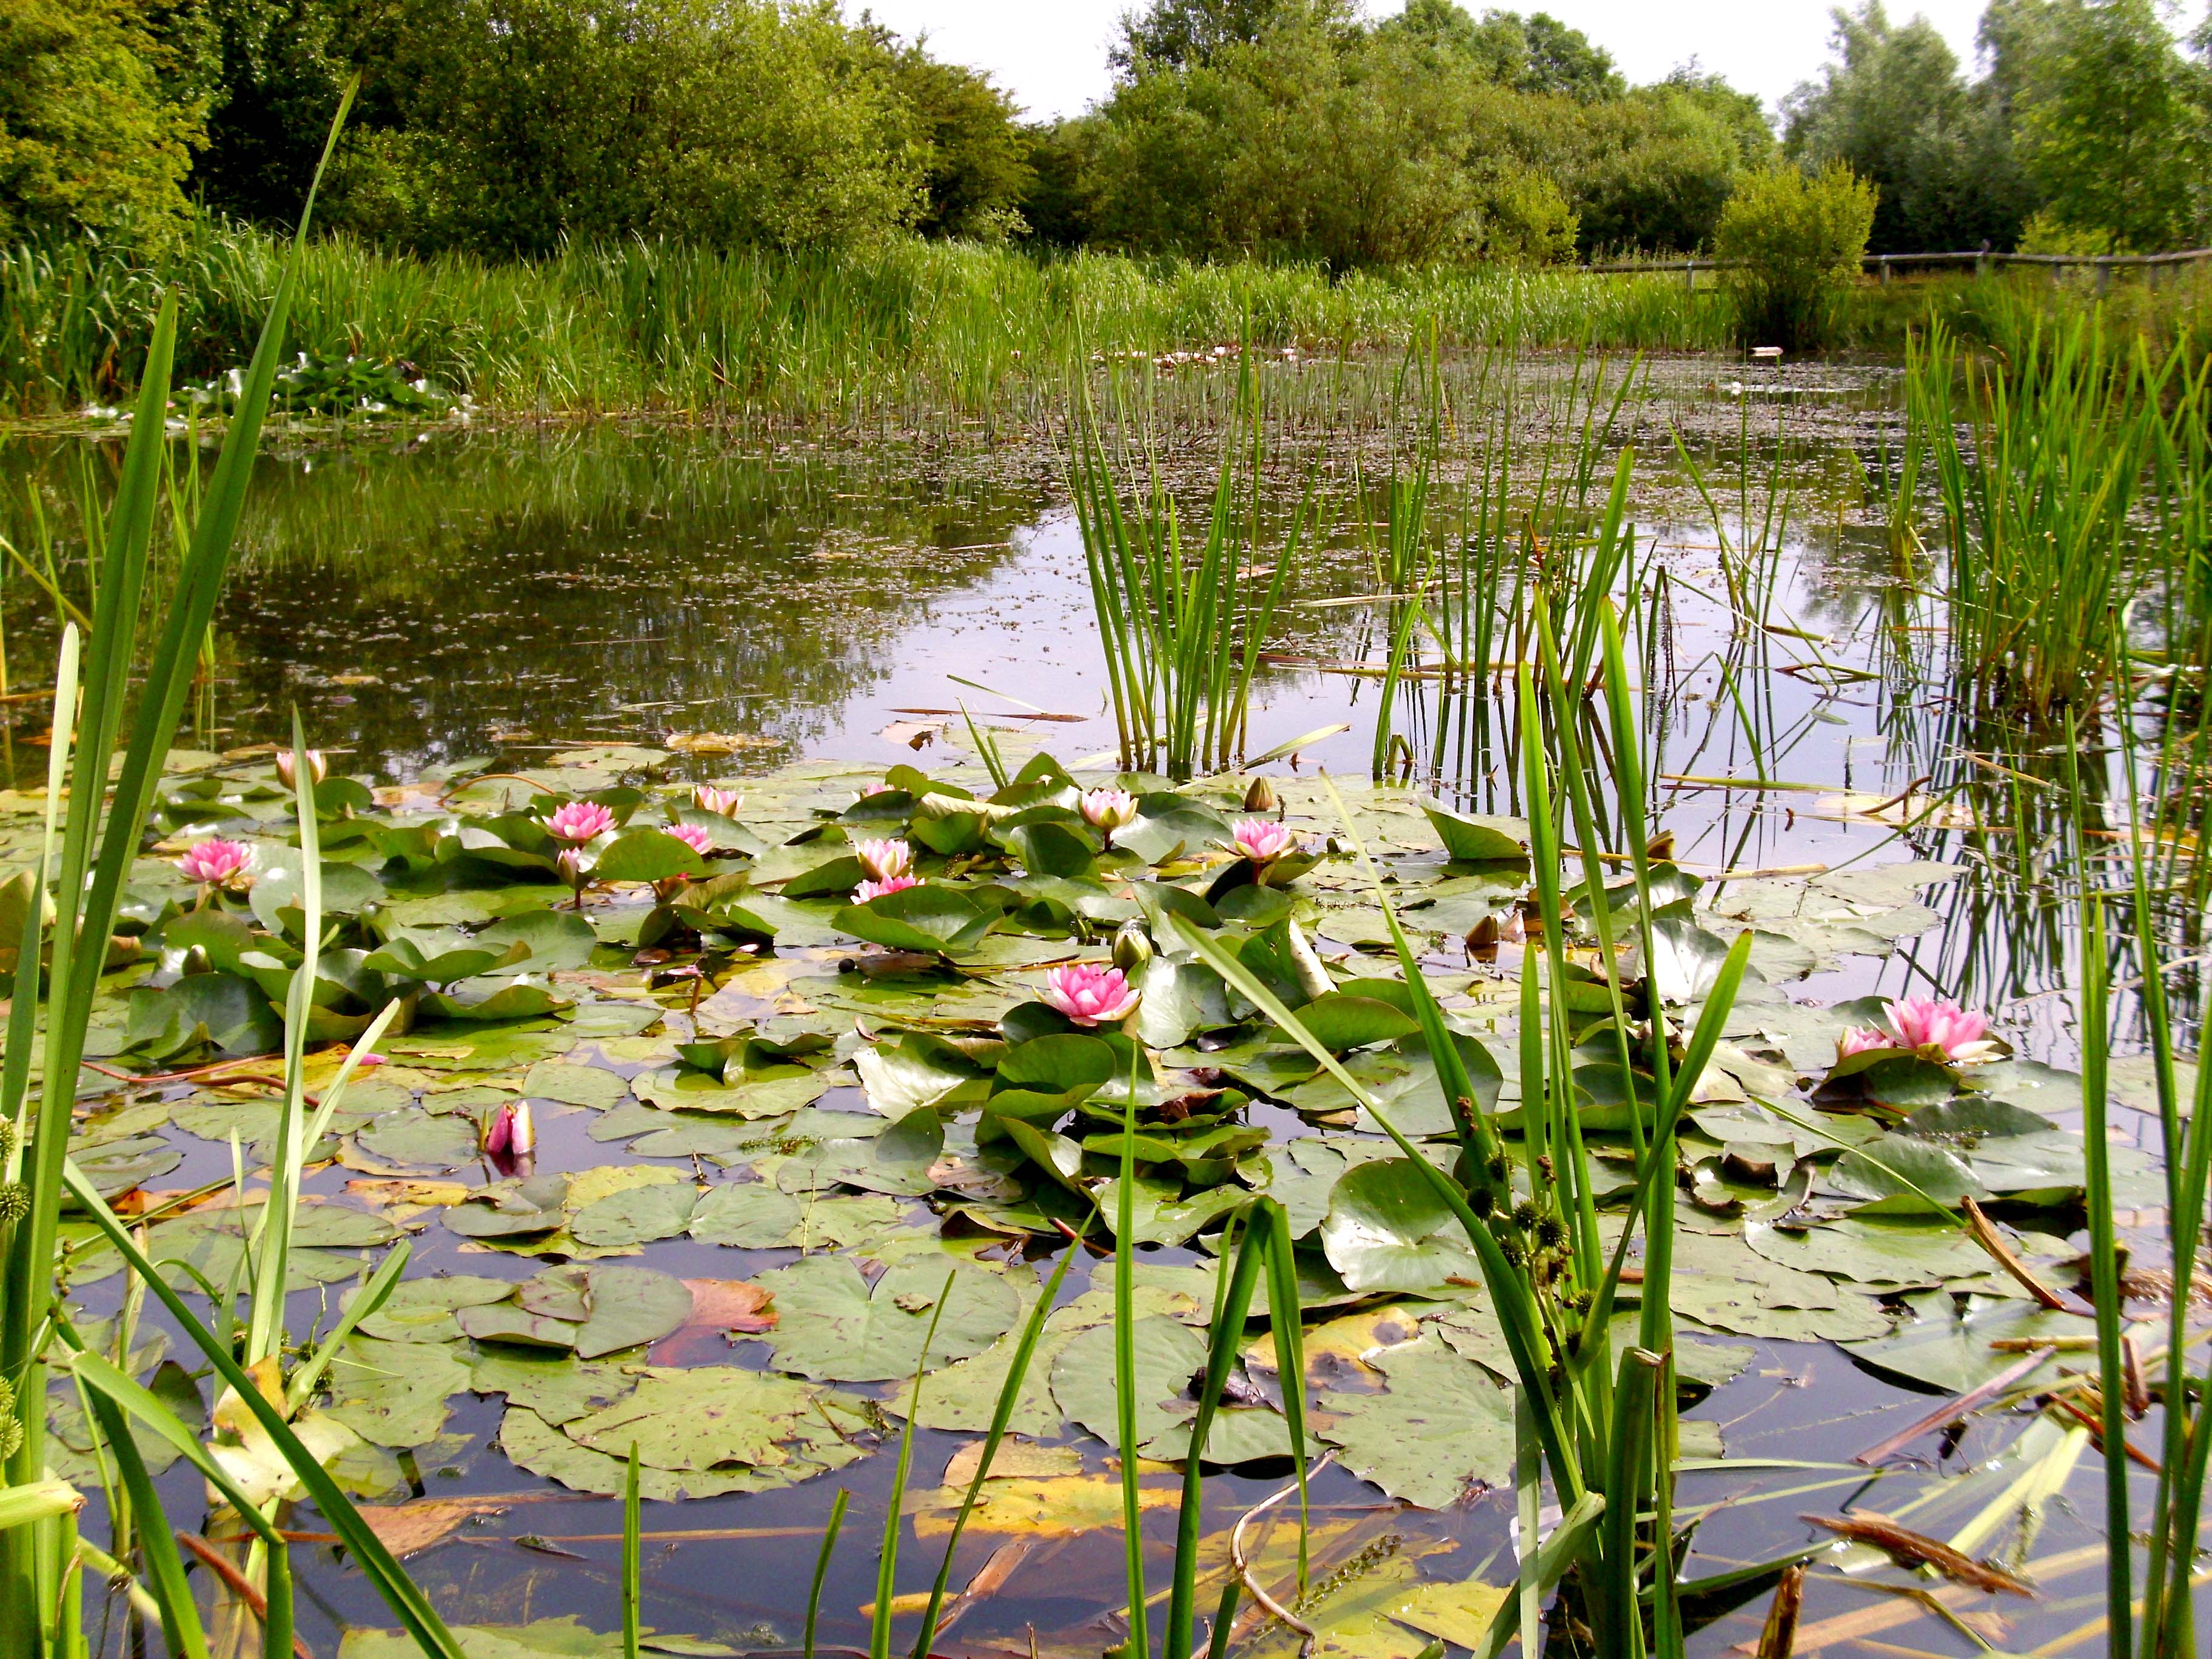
2, 226, 1739, 426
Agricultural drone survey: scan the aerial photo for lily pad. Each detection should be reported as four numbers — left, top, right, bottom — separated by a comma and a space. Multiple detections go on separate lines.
1319, 1158, 1481, 1294
745, 1254, 1022, 1381
1318, 1336, 1514, 1509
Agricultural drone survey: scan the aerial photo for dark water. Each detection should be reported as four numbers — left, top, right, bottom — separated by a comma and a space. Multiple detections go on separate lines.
3, 364, 2185, 1658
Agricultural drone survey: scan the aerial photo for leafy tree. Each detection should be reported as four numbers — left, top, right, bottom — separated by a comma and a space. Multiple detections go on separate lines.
1111, 0, 1352, 71
0, 0, 204, 238
1569, 72, 1776, 253
191, 0, 355, 226
868, 38, 1033, 240
1785, 1, 2031, 252
339, 0, 924, 255
1382, 1, 1623, 99
1714, 160, 1877, 347
2002, 0, 2208, 250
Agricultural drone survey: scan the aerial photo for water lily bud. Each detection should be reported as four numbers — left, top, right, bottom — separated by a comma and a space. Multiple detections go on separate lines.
1644, 829, 1676, 863
276, 748, 327, 790
1112, 920, 1153, 975
1465, 914, 1501, 960
1242, 776, 1278, 814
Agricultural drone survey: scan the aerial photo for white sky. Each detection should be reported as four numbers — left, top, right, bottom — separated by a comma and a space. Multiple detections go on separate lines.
855, 0, 1994, 121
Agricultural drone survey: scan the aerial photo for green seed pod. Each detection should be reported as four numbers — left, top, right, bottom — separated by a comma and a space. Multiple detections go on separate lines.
1511, 1199, 1540, 1232
0, 1117, 17, 1159
0, 1182, 27, 1225
1468, 1183, 1495, 1218
1485, 1151, 1510, 1185
1536, 1213, 1567, 1250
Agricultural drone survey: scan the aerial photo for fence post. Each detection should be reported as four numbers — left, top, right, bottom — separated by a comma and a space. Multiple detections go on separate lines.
2096, 258, 2111, 296
1880, 256, 1891, 286
1684, 260, 1695, 293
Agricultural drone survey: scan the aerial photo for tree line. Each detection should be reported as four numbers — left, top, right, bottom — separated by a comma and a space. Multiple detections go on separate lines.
1, 0, 2207, 267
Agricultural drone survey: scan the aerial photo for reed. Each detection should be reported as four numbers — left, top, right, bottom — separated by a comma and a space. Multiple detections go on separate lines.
1908, 316, 2182, 717
1, 226, 1737, 425
1168, 599, 1759, 1651
1071, 356, 1310, 780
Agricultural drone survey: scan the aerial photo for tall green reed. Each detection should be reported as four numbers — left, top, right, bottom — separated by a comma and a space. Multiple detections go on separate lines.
1168, 596, 1756, 1652
1909, 316, 2187, 717
1072, 357, 1310, 780
0, 87, 469, 1659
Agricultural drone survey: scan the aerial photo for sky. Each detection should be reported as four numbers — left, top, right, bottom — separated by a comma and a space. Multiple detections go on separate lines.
856, 0, 1994, 121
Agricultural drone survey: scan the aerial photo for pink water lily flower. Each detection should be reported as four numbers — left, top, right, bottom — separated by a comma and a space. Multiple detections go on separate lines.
546, 800, 615, 843
856, 837, 913, 883
694, 785, 742, 817
1042, 962, 1142, 1027
666, 823, 715, 857
1883, 995, 1999, 1064
860, 782, 892, 798
1230, 817, 1301, 865
1835, 1027, 1892, 1062
1080, 788, 1139, 833
179, 838, 253, 890
484, 1100, 535, 1156
854, 873, 920, 905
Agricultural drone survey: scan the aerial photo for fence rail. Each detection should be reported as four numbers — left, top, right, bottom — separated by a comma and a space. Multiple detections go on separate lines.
1583, 247, 2212, 290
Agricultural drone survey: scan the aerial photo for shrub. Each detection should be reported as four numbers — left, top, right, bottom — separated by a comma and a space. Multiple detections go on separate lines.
1714, 160, 1877, 349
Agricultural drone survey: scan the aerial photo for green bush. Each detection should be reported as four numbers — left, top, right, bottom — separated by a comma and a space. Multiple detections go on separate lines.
1714, 160, 1877, 349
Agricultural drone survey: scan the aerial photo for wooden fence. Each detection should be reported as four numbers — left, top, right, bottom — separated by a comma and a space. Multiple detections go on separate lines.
1583, 247, 2212, 291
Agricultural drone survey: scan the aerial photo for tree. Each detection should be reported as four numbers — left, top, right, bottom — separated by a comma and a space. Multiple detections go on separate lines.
2003, 0, 2208, 250
1381, 2, 1623, 99
1111, 0, 1352, 71
1569, 72, 1775, 253
334, 0, 925, 255
0, 0, 204, 238
1785, 2, 2031, 252
868, 39, 1033, 241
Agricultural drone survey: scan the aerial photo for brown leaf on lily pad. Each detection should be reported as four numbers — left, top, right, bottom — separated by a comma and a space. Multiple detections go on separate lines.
682, 1279, 777, 1333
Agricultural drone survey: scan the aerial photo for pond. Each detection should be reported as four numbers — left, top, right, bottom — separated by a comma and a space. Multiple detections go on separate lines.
0, 349, 2197, 1659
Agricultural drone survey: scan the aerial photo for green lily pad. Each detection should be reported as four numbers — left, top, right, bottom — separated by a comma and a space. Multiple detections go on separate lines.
1318, 1335, 1514, 1509
687, 1185, 907, 1250
745, 1254, 1022, 1382
1319, 1159, 1481, 1294
352, 1275, 515, 1342
468, 1350, 638, 1426
561, 1366, 820, 1470
569, 1181, 700, 1248
326, 1336, 474, 1448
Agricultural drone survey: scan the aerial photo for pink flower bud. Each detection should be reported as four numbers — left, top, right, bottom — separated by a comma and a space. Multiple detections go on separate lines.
666, 823, 714, 857
484, 1100, 534, 1156
856, 838, 913, 883
276, 748, 327, 790
546, 800, 616, 843
1079, 788, 1139, 832
1041, 962, 1142, 1027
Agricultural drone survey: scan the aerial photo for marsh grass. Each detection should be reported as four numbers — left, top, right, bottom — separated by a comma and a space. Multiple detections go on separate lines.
1, 228, 1741, 424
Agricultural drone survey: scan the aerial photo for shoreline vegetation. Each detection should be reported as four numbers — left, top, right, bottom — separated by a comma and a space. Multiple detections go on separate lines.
5, 224, 2210, 426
